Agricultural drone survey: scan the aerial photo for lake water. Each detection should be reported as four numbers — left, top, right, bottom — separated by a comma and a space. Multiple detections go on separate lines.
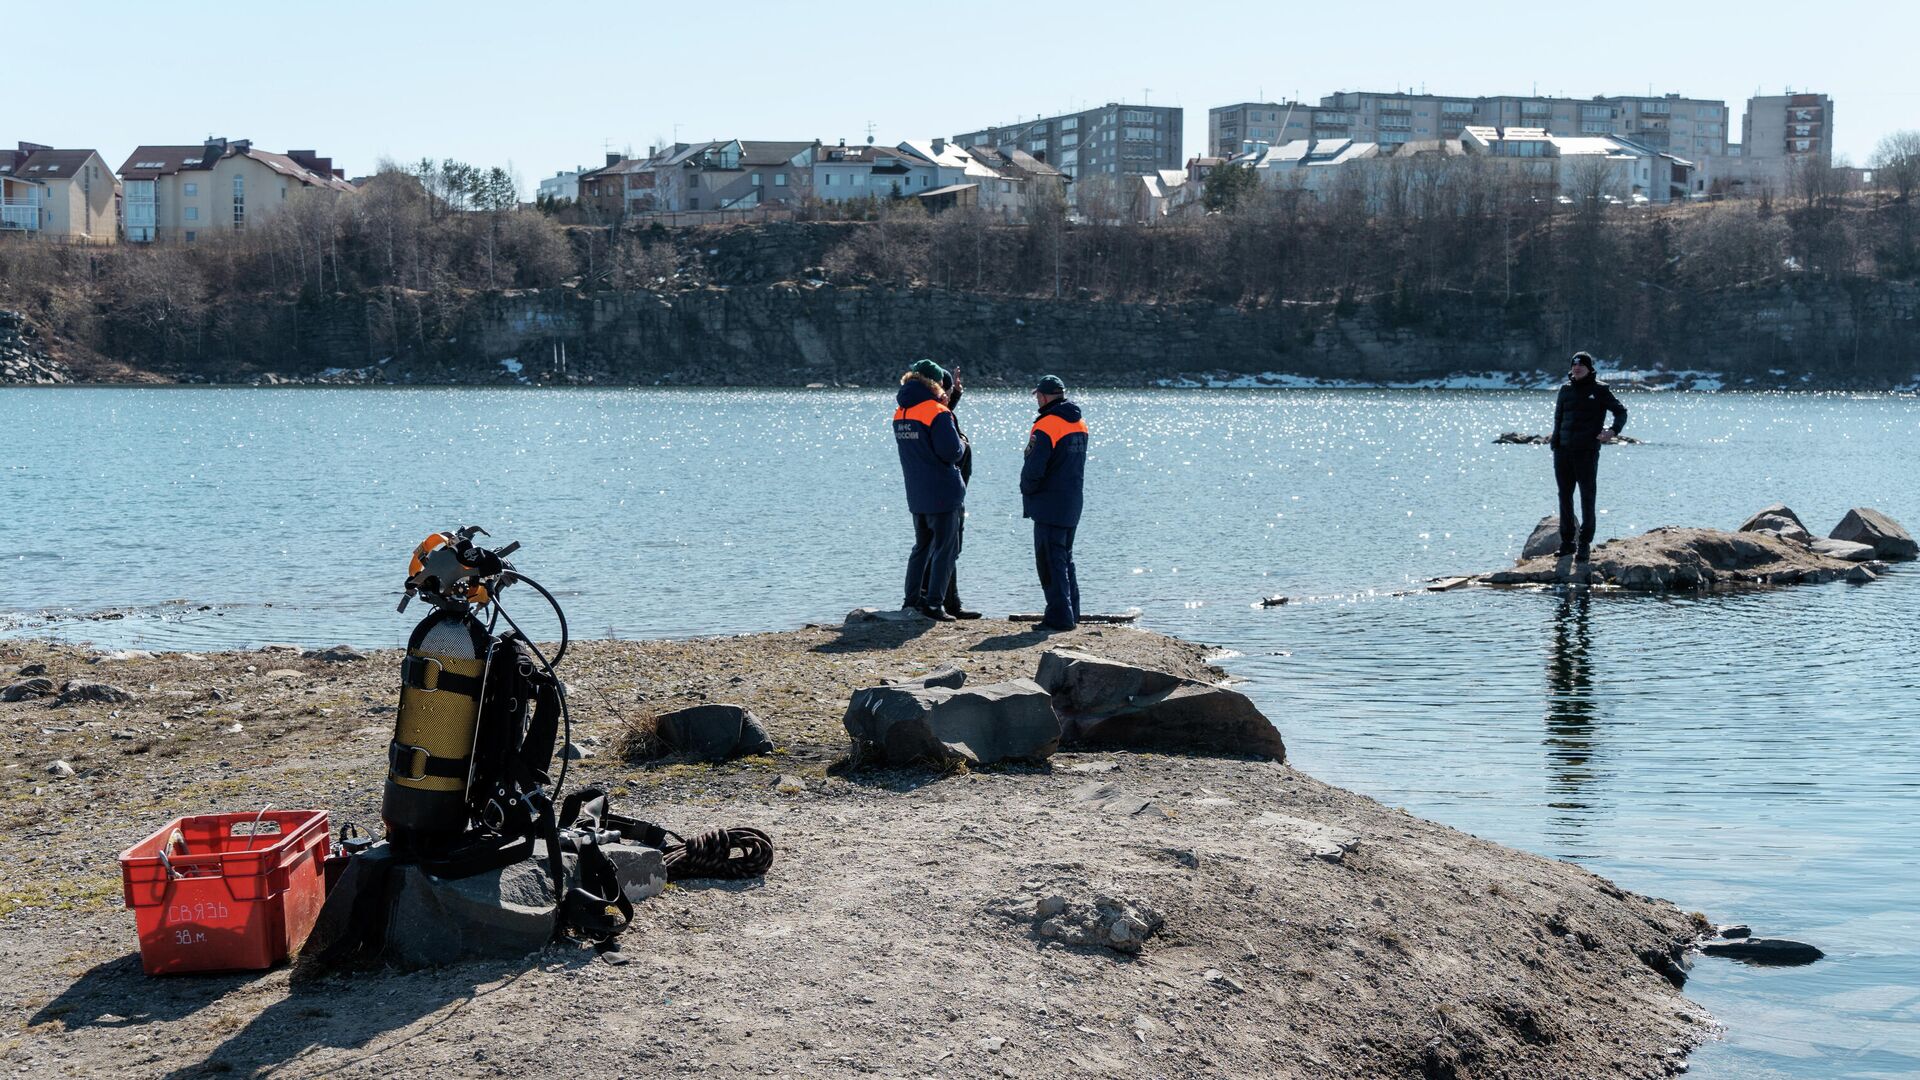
3, 386, 1916, 1078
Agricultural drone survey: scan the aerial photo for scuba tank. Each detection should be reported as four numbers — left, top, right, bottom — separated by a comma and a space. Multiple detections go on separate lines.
384, 607, 492, 843
382, 527, 536, 852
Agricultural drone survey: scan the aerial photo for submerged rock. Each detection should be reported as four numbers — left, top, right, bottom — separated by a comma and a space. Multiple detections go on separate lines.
1828, 507, 1917, 561
1700, 937, 1824, 965
1483, 527, 1874, 592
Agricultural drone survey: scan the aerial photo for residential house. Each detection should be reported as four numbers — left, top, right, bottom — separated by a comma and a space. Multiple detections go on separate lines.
537, 167, 584, 203
812, 143, 938, 201
576, 153, 630, 218
118, 138, 352, 243
1132, 169, 1191, 223
0, 143, 117, 242
913, 146, 1065, 221
1461, 126, 1692, 203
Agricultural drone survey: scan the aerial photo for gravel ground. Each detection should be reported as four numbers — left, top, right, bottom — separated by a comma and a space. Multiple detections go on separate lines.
0, 620, 1712, 1078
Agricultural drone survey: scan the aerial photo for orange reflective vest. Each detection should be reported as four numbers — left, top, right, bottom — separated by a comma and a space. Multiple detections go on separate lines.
893, 399, 950, 425
1030, 413, 1089, 445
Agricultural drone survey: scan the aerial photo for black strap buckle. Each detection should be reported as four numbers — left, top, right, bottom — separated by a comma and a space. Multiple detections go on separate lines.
388, 740, 430, 782
401, 655, 445, 693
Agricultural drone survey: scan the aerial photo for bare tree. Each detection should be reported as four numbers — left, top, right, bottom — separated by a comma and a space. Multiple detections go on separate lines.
1871, 130, 1920, 203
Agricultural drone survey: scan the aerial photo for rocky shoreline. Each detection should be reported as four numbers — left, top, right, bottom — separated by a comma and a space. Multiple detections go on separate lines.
1, 621, 1719, 1078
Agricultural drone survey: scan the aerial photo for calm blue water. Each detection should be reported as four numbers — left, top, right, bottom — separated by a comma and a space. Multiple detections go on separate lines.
3, 387, 1917, 1078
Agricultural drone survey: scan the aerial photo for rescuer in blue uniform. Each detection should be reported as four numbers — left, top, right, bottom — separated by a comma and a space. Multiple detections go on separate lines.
1550, 351, 1629, 563
915, 367, 981, 619
1021, 375, 1088, 630
894, 360, 968, 621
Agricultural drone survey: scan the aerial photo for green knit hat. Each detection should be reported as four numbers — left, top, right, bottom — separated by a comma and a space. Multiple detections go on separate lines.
909, 359, 947, 383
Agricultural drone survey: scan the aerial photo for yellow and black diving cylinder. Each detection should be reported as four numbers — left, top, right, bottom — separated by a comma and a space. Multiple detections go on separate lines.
382, 608, 493, 844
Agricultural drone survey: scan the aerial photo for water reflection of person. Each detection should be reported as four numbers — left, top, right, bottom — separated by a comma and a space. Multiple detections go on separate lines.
1544, 590, 1597, 803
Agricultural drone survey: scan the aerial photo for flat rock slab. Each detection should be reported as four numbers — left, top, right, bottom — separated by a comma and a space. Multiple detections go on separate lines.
843, 677, 1060, 767
1481, 526, 1875, 592
1036, 649, 1285, 761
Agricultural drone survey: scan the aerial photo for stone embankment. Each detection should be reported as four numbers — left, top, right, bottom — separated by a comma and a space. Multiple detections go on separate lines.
0, 310, 72, 385
1486, 504, 1913, 590
3, 621, 1717, 1078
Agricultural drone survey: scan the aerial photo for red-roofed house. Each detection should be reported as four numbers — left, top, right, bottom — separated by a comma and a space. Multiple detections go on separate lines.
118, 138, 354, 243
0, 142, 118, 243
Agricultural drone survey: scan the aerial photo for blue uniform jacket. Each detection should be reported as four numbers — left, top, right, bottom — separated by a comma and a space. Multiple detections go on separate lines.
1021, 399, 1087, 527
893, 380, 967, 515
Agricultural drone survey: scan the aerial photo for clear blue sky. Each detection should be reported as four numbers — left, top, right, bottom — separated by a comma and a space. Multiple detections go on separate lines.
15, 0, 1916, 195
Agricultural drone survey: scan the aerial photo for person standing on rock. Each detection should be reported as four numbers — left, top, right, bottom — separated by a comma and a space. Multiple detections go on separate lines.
915, 367, 981, 619
1022, 375, 1088, 630
1550, 352, 1628, 563
894, 360, 968, 622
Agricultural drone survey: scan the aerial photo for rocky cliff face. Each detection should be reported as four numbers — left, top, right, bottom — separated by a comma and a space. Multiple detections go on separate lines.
311, 277, 1915, 390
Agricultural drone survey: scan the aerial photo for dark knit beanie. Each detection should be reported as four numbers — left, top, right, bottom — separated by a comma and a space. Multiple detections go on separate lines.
909, 359, 947, 383
1035, 374, 1067, 395
1571, 352, 1597, 372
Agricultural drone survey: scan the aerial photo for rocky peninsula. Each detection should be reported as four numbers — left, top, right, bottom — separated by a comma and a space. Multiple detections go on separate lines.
2, 620, 1717, 1078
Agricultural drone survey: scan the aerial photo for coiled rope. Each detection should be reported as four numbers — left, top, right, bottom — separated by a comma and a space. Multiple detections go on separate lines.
661, 827, 775, 881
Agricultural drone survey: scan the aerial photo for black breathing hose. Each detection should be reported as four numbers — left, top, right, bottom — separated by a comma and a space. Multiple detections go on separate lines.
491, 570, 573, 807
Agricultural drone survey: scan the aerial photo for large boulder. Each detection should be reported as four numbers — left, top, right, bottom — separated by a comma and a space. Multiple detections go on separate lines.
842, 678, 1059, 767
1034, 650, 1285, 761
1738, 504, 1813, 546
1521, 516, 1563, 560
651, 703, 775, 761
1829, 508, 1917, 561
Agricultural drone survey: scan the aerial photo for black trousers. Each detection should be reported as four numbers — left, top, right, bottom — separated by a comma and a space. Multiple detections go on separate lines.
1554, 449, 1600, 545
903, 509, 961, 609
916, 510, 964, 611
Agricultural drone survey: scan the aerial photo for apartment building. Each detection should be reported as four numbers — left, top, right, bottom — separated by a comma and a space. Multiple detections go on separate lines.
118, 138, 353, 243
1704, 92, 1834, 195
1208, 102, 1320, 156
952, 103, 1182, 185
1216, 91, 1729, 160
0, 143, 117, 242
1743, 93, 1833, 165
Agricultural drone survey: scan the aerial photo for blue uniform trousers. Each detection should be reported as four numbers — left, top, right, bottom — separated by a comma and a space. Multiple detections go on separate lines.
1032, 522, 1080, 630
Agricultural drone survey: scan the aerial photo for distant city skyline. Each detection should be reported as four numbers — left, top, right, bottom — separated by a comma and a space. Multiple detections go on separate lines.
13, 0, 1916, 196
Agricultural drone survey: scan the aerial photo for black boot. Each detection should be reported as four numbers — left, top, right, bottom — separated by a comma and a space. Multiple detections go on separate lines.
917, 605, 956, 622
1556, 542, 1576, 558
1575, 543, 1591, 563
945, 598, 982, 620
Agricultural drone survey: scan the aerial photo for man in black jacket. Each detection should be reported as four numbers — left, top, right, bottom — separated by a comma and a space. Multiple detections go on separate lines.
1549, 352, 1628, 563
915, 367, 981, 619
